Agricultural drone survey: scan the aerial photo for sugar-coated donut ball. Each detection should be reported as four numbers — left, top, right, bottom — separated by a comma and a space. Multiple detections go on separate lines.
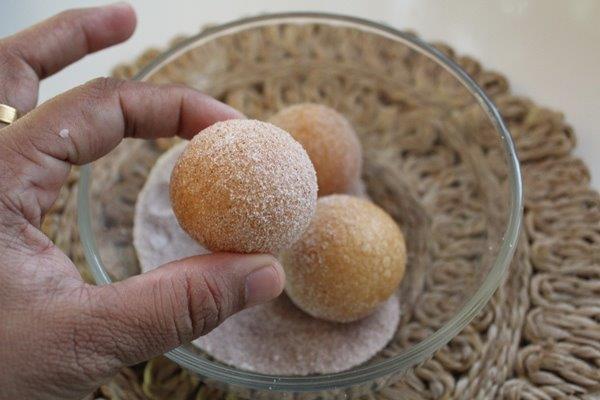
281, 194, 406, 323
269, 103, 362, 196
170, 119, 317, 254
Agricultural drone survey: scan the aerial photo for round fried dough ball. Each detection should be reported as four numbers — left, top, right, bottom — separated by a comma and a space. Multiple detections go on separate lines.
269, 103, 362, 196
170, 119, 317, 254
281, 194, 406, 322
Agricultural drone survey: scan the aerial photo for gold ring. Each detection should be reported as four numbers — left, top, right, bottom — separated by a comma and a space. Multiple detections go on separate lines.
0, 104, 19, 125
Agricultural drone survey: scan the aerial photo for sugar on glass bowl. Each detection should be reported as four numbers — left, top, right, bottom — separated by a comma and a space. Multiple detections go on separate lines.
78, 12, 522, 399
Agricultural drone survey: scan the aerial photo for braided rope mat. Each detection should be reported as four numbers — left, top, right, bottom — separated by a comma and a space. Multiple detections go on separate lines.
43, 24, 600, 399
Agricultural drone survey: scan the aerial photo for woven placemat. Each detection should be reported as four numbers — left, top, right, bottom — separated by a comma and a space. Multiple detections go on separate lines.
43, 24, 600, 400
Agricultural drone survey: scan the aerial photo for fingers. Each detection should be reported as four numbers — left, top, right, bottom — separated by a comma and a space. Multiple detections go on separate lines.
0, 77, 243, 226
87, 253, 285, 365
0, 3, 136, 113
2, 3, 136, 80
7, 77, 243, 164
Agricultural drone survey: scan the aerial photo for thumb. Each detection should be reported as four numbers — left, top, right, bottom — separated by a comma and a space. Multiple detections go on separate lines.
87, 253, 284, 366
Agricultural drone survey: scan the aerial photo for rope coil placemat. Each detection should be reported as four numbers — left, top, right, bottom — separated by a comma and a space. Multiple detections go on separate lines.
43, 24, 600, 399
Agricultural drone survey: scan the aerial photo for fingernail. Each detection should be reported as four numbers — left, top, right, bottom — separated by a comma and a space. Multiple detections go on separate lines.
105, 1, 131, 10
245, 264, 285, 308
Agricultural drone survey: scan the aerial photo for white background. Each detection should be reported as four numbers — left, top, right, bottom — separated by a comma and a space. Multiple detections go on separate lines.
2, 0, 599, 189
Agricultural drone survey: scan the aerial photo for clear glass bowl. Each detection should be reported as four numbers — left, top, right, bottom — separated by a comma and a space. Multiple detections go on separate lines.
78, 12, 522, 399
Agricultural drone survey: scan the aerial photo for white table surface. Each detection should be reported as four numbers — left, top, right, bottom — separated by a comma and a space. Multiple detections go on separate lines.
2, 0, 599, 189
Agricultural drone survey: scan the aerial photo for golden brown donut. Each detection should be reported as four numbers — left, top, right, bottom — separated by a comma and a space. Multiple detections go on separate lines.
269, 103, 362, 196
281, 194, 406, 323
170, 119, 317, 254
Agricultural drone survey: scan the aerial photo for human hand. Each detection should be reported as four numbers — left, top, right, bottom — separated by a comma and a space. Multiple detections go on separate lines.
0, 4, 285, 399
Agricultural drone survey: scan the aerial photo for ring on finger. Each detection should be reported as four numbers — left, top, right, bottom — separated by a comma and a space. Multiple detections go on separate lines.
0, 103, 19, 126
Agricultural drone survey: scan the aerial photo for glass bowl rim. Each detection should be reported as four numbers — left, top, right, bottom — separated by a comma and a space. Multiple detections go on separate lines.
77, 11, 523, 392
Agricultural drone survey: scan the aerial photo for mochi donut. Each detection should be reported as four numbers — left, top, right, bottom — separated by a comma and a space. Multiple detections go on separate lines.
269, 103, 362, 196
281, 194, 406, 322
170, 119, 317, 254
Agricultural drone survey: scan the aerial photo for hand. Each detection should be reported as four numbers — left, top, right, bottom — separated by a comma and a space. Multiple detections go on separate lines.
0, 4, 285, 399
